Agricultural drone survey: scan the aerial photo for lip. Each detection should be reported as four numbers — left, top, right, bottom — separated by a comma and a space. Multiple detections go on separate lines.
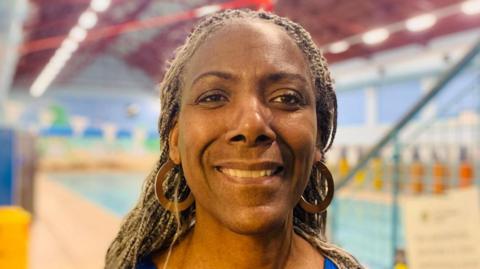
214, 160, 284, 185
214, 160, 284, 170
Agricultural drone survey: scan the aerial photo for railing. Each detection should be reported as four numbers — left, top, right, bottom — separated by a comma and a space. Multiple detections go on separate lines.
328, 38, 480, 269
336, 37, 480, 190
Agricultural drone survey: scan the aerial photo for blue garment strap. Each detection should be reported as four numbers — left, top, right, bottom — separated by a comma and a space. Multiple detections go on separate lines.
135, 256, 156, 269
324, 256, 339, 269
137, 255, 339, 269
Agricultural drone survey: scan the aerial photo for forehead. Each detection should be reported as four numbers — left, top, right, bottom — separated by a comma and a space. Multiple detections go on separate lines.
183, 20, 310, 84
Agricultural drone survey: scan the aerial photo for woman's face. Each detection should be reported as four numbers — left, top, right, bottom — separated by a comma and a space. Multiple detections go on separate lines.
169, 20, 319, 234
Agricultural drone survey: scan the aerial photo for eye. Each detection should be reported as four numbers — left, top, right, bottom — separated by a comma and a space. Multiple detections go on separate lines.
269, 89, 306, 109
199, 94, 227, 103
195, 89, 229, 107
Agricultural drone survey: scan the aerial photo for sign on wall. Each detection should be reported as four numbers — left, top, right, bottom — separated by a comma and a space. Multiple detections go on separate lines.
402, 186, 480, 269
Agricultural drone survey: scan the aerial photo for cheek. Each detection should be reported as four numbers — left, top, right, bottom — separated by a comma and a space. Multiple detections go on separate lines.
178, 108, 214, 148
176, 111, 220, 189
178, 115, 202, 165
278, 111, 317, 155
296, 112, 317, 157
275, 111, 317, 187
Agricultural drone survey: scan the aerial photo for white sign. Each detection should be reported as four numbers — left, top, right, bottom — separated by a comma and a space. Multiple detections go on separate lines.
402, 186, 480, 269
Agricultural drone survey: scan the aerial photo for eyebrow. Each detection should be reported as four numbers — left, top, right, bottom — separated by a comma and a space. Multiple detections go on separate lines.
191, 71, 236, 86
263, 72, 309, 85
191, 71, 309, 87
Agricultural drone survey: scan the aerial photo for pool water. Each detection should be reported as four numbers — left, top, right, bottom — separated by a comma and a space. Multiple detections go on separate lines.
330, 198, 405, 269
48, 171, 146, 217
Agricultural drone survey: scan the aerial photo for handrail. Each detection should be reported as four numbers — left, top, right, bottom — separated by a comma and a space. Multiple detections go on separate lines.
402, 79, 479, 149
336, 37, 480, 190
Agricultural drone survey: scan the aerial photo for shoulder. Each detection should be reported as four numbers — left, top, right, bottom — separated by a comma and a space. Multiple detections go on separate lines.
294, 228, 364, 269
317, 242, 364, 269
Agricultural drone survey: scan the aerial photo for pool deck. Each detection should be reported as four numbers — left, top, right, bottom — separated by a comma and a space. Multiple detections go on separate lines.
29, 174, 121, 269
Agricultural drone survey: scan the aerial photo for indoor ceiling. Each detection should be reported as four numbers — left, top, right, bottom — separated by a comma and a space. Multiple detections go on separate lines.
12, 0, 480, 90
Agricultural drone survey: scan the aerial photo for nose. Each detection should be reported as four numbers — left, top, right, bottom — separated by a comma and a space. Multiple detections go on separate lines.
225, 99, 276, 147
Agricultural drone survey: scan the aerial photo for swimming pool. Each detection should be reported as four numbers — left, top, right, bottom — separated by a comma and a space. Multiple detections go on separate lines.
48, 171, 146, 217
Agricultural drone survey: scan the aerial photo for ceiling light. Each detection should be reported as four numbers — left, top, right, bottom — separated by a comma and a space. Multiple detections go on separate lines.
328, 41, 350, 54
31, 1, 109, 98
362, 28, 390, 45
61, 39, 79, 54
51, 44, 75, 63
78, 10, 98, 29
69, 26, 87, 42
90, 0, 111, 13
51, 50, 72, 67
46, 60, 64, 78
194, 4, 222, 17
30, 39, 77, 97
30, 68, 58, 97
461, 0, 480, 15
406, 14, 437, 32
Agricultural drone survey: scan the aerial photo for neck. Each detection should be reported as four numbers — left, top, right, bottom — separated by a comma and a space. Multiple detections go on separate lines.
177, 208, 298, 269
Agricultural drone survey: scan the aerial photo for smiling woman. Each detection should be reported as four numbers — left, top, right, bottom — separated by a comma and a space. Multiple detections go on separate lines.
105, 9, 363, 269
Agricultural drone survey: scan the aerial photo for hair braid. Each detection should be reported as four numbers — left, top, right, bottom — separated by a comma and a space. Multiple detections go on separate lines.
106, 9, 361, 269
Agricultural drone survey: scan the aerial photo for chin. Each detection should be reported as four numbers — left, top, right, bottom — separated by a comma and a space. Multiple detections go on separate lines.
223, 206, 290, 235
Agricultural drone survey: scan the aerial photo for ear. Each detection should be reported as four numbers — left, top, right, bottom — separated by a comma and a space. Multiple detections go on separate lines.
168, 123, 181, 165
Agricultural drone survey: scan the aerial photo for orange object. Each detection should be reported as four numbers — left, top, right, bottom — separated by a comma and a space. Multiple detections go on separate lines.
410, 162, 424, 194
432, 151, 449, 194
410, 149, 424, 194
459, 162, 474, 188
458, 147, 474, 188
432, 162, 448, 194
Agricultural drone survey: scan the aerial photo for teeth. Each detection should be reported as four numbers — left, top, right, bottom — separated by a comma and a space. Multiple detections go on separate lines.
221, 168, 276, 178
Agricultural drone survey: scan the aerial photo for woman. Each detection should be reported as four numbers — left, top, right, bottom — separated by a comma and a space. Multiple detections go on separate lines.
106, 9, 363, 269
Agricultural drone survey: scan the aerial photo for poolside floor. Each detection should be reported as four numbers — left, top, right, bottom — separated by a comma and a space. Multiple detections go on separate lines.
29, 174, 121, 269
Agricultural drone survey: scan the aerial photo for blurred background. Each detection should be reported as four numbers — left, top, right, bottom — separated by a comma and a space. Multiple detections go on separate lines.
0, 0, 479, 268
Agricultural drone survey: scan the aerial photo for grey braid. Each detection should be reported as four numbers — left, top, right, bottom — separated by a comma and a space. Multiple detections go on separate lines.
105, 9, 362, 269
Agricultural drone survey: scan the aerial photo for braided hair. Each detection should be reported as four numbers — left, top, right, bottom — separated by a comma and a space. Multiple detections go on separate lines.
106, 9, 362, 269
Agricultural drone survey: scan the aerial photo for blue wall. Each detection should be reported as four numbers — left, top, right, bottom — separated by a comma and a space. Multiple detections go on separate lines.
436, 71, 479, 117
377, 80, 422, 124
338, 89, 366, 125
15, 90, 160, 138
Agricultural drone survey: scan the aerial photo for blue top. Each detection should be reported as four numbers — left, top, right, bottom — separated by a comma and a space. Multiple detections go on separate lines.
136, 256, 339, 269
324, 256, 338, 269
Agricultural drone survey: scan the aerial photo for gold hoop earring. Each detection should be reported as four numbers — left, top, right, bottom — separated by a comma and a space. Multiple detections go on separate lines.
299, 161, 334, 213
154, 159, 194, 212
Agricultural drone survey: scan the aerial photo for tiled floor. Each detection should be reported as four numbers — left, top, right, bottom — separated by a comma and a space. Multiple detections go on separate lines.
29, 174, 121, 269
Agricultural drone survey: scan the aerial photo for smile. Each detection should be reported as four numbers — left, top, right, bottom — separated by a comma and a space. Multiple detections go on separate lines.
219, 168, 277, 178
215, 160, 285, 180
